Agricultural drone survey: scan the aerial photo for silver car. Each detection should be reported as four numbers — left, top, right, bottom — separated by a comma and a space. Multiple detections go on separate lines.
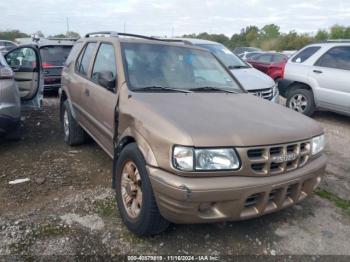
0, 40, 17, 54
179, 39, 279, 102
283, 41, 350, 116
0, 46, 43, 139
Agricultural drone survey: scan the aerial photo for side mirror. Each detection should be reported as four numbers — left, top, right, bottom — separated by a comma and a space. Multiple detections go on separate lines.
97, 71, 116, 91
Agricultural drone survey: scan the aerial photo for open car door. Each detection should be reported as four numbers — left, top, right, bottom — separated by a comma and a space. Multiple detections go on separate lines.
4, 45, 43, 108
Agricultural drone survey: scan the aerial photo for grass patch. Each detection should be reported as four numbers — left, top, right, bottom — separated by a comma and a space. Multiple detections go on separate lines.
316, 189, 350, 211
94, 198, 116, 217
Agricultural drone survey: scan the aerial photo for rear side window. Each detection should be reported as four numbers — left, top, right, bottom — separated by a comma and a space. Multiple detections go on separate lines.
315, 46, 350, 71
292, 46, 320, 63
76, 42, 96, 76
255, 54, 272, 63
272, 54, 286, 63
91, 43, 117, 84
65, 42, 83, 65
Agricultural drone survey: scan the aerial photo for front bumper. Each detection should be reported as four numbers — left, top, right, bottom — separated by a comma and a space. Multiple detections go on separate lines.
148, 154, 326, 224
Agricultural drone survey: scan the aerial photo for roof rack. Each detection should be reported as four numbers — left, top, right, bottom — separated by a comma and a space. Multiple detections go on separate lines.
317, 39, 350, 43
84, 31, 192, 45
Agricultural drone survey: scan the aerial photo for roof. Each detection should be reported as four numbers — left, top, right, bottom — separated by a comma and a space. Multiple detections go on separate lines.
15, 37, 76, 47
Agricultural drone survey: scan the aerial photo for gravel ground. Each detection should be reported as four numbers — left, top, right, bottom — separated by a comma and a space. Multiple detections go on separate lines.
0, 97, 349, 259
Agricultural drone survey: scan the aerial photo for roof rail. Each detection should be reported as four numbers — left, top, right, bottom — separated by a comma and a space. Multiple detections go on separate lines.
84, 31, 192, 45
325, 39, 350, 42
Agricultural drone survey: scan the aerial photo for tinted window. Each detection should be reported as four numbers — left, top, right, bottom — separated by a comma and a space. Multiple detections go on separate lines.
254, 54, 272, 63
76, 42, 96, 76
272, 54, 287, 63
66, 42, 83, 65
315, 46, 350, 71
92, 43, 117, 84
40, 45, 73, 66
292, 46, 320, 63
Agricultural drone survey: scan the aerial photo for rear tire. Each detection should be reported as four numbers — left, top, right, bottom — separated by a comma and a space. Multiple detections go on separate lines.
115, 143, 169, 236
286, 88, 315, 116
6, 124, 21, 141
61, 100, 85, 146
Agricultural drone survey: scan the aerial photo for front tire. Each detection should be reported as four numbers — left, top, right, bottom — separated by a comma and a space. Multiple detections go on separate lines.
115, 143, 169, 236
61, 101, 85, 146
286, 88, 315, 116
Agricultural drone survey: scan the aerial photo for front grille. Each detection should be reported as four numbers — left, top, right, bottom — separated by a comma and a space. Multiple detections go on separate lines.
246, 140, 311, 175
248, 87, 273, 100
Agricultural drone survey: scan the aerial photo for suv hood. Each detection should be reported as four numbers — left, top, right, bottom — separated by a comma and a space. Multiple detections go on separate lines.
231, 68, 275, 91
129, 92, 323, 147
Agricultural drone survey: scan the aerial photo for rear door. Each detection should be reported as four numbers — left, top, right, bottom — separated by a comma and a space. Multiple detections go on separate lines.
72, 42, 98, 132
311, 46, 350, 114
88, 42, 118, 155
4, 45, 43, 107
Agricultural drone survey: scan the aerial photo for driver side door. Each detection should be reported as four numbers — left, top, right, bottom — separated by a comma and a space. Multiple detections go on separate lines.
5, 45, 43, 108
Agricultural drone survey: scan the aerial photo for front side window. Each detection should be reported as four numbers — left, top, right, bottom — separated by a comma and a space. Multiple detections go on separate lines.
315, 46, 350, 71
5, 47, 36, 70
91, 43, 117, 84
121, 43, 242, 92
76, 42, 96, 76
292, 46, 320, 63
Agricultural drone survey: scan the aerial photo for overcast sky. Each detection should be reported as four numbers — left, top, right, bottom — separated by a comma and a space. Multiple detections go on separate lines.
0, 0, 349, 37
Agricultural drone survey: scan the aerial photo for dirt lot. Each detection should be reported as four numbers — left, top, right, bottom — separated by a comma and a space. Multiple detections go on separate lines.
1, 97, 350, 259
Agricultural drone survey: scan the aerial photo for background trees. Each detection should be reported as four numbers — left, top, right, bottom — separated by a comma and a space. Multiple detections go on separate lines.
0, 24, 349, 50
183, 24, 350, 51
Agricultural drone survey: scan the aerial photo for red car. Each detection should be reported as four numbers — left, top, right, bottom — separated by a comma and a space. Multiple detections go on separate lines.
247, 52, 288, 81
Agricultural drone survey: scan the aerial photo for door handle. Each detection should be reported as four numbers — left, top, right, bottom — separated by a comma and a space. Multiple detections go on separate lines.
313, 70, 323, 74
84, 88, 90, 96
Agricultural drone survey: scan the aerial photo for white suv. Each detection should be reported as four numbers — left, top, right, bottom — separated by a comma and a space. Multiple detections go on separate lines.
283, 41, 350, 116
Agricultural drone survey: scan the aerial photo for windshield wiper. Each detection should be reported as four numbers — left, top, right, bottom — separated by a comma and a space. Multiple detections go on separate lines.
134, 86, 192, 93
228, 65, 249, 69
189, 86, 237, 93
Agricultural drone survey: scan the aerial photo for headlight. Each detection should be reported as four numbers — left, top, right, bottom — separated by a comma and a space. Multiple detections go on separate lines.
173, 146, 240, 171
311, 135, 325, 155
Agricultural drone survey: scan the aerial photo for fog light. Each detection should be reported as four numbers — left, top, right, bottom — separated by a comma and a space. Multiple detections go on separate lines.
199, 202, 214, 213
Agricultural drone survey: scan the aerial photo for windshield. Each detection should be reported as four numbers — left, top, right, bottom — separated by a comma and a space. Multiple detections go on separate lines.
121, 42, 242, 93
40, 45, 72, 66
197, 44, 248, 69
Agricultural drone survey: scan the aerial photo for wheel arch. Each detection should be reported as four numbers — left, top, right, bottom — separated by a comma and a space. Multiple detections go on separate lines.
286, 81, 314, 98
112, 129, 158, 189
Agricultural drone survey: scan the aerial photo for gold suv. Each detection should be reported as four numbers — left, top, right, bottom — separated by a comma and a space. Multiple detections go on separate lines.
60, 32, 327, 236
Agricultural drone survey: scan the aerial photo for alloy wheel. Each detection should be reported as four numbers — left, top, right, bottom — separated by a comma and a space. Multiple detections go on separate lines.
63, 110, 70, 137
289, 94, 308, 113
121, 161, 142, 219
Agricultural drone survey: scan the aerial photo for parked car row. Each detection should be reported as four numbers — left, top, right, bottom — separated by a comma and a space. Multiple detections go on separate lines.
0, 40, 17, 54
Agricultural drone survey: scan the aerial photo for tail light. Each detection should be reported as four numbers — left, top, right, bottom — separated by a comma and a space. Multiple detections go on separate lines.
0, 66, 14, 79
42, 62, 54, 68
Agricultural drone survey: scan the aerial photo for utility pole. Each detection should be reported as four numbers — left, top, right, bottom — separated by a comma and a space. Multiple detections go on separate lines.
66, 17, 70, 35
